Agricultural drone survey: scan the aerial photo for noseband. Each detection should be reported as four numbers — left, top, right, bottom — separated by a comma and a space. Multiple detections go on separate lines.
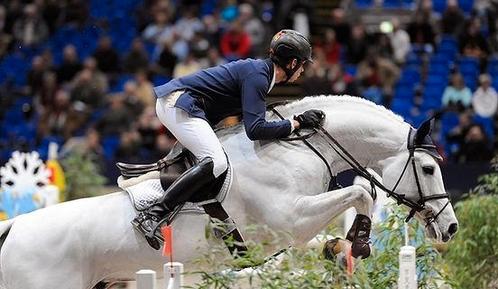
271, 105, 450, 225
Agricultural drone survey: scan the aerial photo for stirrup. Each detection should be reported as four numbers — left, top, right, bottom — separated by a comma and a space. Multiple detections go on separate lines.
131, 213, 165, 250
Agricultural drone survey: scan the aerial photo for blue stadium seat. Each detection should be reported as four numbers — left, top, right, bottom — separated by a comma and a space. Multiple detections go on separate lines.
102, 136, 120, 159
473, 115, 494, 140
426, 74, 448, 87
383, 0, 404, 8
493, 78, 498, 91
110, 74, 134, 92
343, 65, 357, 77
394, 84, 415, 100
462, 75, 477, 91
391, 99, 412, 117
355, 0, 374, 8
399, 67, 421, 84
423, 84, 445, 102
405, 52, 422, 67
429, 63, 451, 75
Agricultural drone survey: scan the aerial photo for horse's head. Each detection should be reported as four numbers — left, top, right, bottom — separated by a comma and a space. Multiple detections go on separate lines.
381, 119, 458, 243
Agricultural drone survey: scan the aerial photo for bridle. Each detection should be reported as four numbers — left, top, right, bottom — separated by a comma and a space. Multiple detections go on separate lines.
271, 105, 451, 225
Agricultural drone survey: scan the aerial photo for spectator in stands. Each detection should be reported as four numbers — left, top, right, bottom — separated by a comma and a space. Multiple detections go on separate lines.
123, 38, 149, 73
442, 73, 473, 110
121, 80, 145, 116
61, 0, 89, 27
27, 56, 48, 96
12, 4, 48, 47
36, 0, 63, 34
455, 124, 494, 162
390, 17, 410, 65
4, 0, 23, 36
357, 53, 400, 104
38, 89, 86, 140
220, 20, 251, 61
82, 57, 108, 95
61, 127, 105, 169
459, 18, 490, 61
473, 0, 497, 48
96, 96, 132, 136
152, 133, 176, 160
115, 129, 143, 162
346, 23, 368, 64
472, 74, 498, 118
407, 11, 436, 52
137, 106, 163, 152
173, 52, 201, 78
142, 10, 174, 46
315, 28, 341, 66
38, 71, 58, 109
189, 31, 210, 59
200, 47, 226, 68
446, 111, 473, 147
70, 68, 104, 109
329, 8, 351, 45
0, 5, 12, 58
441, 0, 465, 37
93, 36, 120, 75
376, 33, 393, 59
41, 48, 55, 71
300, 55, 333, 96
239, 3, 265, 57
134, 70, 155, 108
174, 7, 203, 42
202, 14, 222, 48
56, 44, 82, 84
156, 40, 177, 76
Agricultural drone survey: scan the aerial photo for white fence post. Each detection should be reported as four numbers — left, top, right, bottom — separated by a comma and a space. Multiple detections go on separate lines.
398, 224, 417, 289
164, 262, 184, 289
136, 269, 157, 289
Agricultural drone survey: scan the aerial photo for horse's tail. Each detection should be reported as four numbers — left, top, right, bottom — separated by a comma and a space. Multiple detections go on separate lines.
0, 218, 15, 289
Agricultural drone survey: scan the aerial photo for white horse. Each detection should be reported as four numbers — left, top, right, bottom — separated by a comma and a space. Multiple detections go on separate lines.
0, 95, 458, 289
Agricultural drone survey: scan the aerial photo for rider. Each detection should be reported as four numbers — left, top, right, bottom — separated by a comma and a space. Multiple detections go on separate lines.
132, 29, 325, 249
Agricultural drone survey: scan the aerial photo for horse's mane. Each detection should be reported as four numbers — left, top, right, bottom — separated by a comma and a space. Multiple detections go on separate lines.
216, 94, 406, 138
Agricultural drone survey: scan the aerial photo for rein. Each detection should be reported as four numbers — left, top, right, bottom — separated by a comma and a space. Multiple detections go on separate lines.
270, 103, 450, 224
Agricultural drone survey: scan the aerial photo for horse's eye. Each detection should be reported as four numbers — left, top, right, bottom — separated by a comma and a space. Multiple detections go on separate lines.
422, 166, 434, 175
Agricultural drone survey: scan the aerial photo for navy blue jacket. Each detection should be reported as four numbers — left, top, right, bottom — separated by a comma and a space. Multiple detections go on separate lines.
154, 58, 292, 140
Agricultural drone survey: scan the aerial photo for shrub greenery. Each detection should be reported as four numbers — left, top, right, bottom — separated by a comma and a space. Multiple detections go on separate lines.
190, 205, 451, 289
443, 158, 498, 289
60, 151, 106, 201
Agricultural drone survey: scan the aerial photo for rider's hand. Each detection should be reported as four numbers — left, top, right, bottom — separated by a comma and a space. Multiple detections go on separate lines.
294, 109, 325, 129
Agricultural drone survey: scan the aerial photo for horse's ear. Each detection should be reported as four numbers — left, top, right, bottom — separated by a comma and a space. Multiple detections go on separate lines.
415, 118, 434, 145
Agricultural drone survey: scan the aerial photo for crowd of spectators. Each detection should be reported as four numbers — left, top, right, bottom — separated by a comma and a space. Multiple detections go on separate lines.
0, 0, 497, 174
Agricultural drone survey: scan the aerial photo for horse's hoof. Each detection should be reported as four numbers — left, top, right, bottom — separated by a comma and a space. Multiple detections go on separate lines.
351, 240, 371, 259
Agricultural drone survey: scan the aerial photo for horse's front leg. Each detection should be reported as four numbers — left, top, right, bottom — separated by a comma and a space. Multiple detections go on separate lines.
292, 183, 374, 253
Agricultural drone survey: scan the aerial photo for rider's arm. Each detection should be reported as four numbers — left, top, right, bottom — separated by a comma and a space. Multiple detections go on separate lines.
241, 73, 294, 140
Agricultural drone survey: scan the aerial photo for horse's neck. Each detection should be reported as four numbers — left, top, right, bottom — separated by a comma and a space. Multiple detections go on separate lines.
275, 97, 410, 171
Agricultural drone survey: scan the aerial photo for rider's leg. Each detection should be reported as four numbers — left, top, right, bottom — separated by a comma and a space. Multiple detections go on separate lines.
132, 96, 228, 249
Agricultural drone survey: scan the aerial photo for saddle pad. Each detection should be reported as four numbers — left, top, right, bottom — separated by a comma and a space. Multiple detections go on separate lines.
124, 161, 233, 214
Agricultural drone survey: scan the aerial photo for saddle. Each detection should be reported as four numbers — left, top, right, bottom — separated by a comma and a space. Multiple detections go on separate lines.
117, 145, 227, 204
116, 144, 247, 256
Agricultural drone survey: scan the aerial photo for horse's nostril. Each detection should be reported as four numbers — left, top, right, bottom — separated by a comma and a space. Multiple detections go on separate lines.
448, 223, 458, 235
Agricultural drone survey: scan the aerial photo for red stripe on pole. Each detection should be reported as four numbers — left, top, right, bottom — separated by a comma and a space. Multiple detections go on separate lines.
162, 225, 173, 257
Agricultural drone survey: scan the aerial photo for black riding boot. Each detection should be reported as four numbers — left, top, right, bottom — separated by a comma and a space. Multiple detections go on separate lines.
345, 214, 372, 258
132, 157, 217, 249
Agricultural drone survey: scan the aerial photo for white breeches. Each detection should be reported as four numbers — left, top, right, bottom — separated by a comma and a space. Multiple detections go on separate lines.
156, 92, 228, 178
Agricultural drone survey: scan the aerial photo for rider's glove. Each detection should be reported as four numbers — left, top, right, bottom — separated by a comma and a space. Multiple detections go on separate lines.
294, 109, 325, 129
